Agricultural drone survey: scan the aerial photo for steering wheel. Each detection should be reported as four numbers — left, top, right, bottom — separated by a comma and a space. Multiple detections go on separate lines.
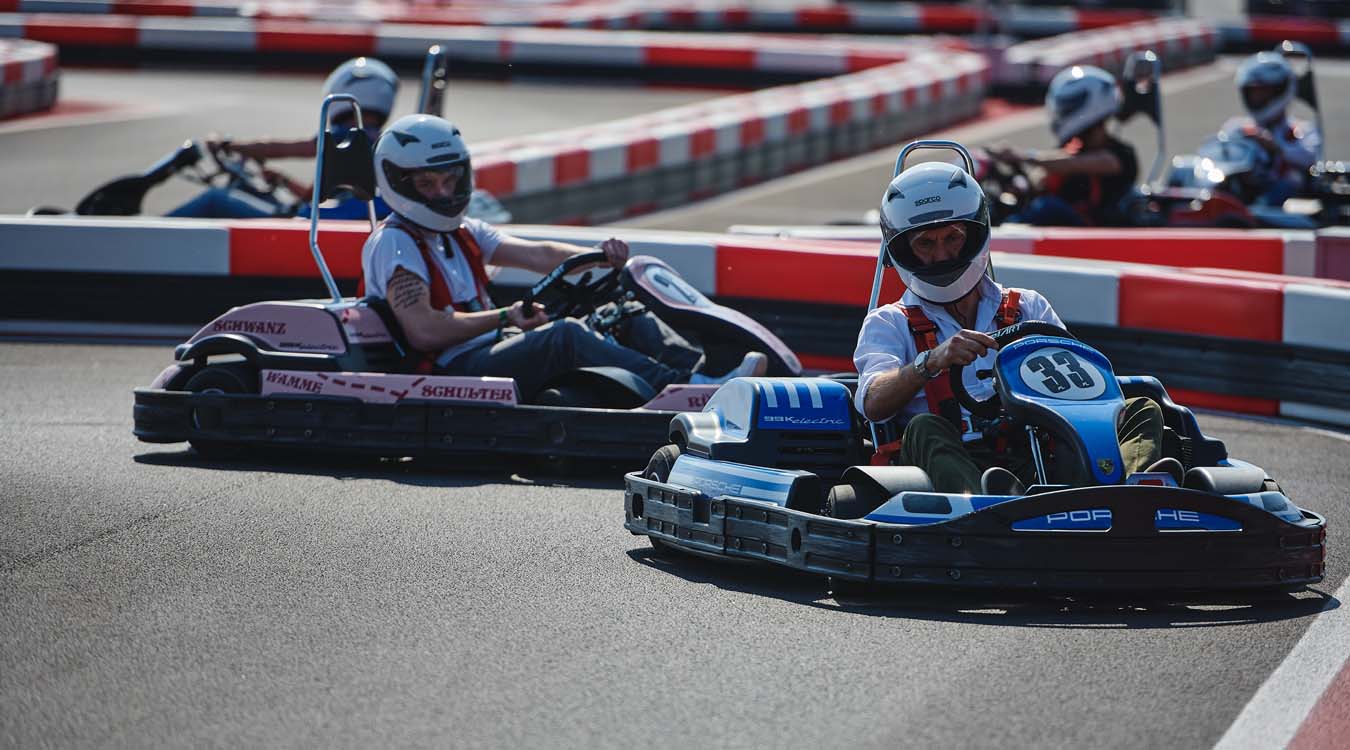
202, 141, 295, 211
949, 322, 1078, 419
519, 250, 622, 321
976, 149, 1036, 225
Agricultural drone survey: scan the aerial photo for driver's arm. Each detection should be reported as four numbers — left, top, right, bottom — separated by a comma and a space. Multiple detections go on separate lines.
491, 235, 629, 274
1029, 149, 1123, 177
211, 137, 318, 162
860, 329, 998, 422
385, 267, 539, 353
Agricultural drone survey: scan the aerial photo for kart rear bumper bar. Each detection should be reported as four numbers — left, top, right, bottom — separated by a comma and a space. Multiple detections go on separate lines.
623, 474, 1327, 591
134, 388, 670, 461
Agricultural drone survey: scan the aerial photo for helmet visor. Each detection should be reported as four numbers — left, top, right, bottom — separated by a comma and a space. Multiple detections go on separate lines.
887, 218, 989, 279
382, 160, 473, 219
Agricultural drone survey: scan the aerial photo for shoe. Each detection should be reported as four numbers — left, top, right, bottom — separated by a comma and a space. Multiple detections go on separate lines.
1144, 457, 1185, 485
980, 466, 1025, 496
689, 352, 768, 385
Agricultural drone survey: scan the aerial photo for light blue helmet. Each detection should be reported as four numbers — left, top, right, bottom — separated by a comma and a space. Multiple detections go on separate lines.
1046, 65, 1121, 145
322, 57, 399, 124
1235, 51, 1295, 127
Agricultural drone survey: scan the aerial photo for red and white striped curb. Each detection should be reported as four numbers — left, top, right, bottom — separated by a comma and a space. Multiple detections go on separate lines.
0, 37, 57, 119
5, 215, 1350, 426
0, 0, 1168, 36
467, 49, 988, 203
1216, 14, 1350, 49
1000, 18, 1218, 86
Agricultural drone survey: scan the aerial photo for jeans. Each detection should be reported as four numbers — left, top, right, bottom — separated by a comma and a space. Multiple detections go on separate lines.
443, 313, 697, 398
897, 396, 1163, 493
167, 187, 278, 219
1007, 194, 1088, 227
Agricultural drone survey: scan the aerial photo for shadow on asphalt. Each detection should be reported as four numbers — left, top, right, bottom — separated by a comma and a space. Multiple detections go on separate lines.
133, 447, 632, 491
626, 547, 1338, 629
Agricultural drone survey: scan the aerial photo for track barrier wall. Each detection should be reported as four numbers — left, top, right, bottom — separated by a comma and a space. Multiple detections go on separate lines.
998, 17, 1217, 87
4, 216, 1350, 427
0, 37, 57, 119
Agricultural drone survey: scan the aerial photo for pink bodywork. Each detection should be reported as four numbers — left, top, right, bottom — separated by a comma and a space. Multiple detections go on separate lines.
261, 370, 519, 406
627, 256, 802, 374
639, 384, 720, 412
188, 302, 350, 354
150, 364, 184, 390
333, 302, 394, 345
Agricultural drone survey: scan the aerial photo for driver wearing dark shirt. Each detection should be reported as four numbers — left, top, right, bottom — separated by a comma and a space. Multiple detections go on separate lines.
989, 65, 1139, 227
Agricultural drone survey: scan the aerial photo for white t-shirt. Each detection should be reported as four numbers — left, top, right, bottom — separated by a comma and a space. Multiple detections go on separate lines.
853, 277, 1063, 436
361, 216, 506, 366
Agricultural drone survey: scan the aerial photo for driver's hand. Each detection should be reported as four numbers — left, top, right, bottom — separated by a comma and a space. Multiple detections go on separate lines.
507, 300, 546, 331
989, 144, 1020, 164
597, 237, 629, 269
930, 329, 998, 371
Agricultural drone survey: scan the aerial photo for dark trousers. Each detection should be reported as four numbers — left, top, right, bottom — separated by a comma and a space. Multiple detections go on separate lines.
897, 396, 1164, 493
444, 312, 698, 398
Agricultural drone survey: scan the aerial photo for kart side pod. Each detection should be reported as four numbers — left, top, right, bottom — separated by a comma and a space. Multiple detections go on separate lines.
671, 378, 861, 476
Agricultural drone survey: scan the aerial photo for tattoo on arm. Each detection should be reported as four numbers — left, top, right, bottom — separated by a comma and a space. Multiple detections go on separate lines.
388, 268, 428, 311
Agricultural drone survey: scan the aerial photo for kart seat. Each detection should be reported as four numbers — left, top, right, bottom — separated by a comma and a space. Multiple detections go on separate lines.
317, 126, 376, 202
359, 295, 426, 373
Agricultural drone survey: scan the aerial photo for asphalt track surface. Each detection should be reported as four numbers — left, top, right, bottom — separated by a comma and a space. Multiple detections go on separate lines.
5, 59, 1350, 748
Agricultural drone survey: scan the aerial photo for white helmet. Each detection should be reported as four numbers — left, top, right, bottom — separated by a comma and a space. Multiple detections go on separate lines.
322, 57, 399, 125
1046, 65, 1122, 146
879, 161, 991, 304
1235, 51, 1296, 127
374, 114, 473, 232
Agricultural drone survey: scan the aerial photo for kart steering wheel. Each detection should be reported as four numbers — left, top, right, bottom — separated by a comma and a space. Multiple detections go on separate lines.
949, 322, 1078, 419
203, 141, 295, 211
519, 250, 622, 321
977, 150, 1035, 225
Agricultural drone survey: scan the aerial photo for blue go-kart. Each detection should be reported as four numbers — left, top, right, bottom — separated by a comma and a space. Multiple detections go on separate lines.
623, 140, 1326, 594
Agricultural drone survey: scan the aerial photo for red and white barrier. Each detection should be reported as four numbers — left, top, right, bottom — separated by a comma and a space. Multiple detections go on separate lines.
6, 216, 1349, 423
1216, 15, 1350, 49
0, 12, 952, 69
1000, 18, 1218, 86
0, 1, 1165, 36
0, 37, 57, 119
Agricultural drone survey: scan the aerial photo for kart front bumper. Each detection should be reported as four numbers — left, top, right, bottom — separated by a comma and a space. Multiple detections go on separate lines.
134, 388, 671, 462
623, 474, 1327, 591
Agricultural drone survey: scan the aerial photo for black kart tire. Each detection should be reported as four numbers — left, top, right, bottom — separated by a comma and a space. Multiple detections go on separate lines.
825, 481, 888, 520
184, 363, 257, 459
643, 444, 682, 555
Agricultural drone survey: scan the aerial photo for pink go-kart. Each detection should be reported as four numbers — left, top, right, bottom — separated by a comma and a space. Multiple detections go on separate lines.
133, 94, 801, 463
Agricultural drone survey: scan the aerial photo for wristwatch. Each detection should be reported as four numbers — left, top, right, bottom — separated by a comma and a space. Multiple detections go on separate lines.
913, 350, 942, 380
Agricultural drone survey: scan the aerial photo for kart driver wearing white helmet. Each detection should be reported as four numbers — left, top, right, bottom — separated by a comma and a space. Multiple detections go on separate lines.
1221, 51, 1322, 205
991, 65, 1138, 226
170, 57, 399, 220
361, 114, 767, 398
853, 160, 1169, 494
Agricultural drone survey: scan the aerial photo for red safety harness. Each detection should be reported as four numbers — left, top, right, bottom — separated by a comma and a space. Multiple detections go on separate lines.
871, 290, 1021, 465
357, 215, 496, 372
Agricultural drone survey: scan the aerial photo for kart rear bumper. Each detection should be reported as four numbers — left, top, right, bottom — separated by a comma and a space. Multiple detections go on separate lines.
623, 474, 1327, 591
134, 388, 671, 461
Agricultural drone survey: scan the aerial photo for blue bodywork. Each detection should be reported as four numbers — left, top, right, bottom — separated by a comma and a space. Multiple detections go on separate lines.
995, 336, 1125, 486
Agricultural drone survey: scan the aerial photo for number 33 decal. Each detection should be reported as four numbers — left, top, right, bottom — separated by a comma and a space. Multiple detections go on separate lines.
1018, 348, 1106, 400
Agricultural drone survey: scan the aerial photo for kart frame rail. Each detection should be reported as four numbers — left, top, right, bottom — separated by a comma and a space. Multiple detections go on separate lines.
135, 389, 671, 462
624, 474, 1326, 591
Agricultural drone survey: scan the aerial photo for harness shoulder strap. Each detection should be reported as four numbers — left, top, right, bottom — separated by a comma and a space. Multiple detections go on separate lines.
994, 289, 1022, 328
383, 216, 455, 312
900, 305, 962, 431
447, 225, 495, 309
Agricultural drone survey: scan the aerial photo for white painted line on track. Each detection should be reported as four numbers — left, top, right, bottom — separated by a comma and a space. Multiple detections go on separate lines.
0, 319, 195, 342
0, 100, 181, 135
1212, 576, 1350, 749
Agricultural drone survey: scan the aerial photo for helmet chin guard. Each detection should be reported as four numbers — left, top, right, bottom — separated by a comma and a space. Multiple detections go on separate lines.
374, 114, 473, 233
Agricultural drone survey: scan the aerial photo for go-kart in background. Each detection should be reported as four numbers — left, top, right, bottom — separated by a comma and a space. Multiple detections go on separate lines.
4, 2, 1350, 749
